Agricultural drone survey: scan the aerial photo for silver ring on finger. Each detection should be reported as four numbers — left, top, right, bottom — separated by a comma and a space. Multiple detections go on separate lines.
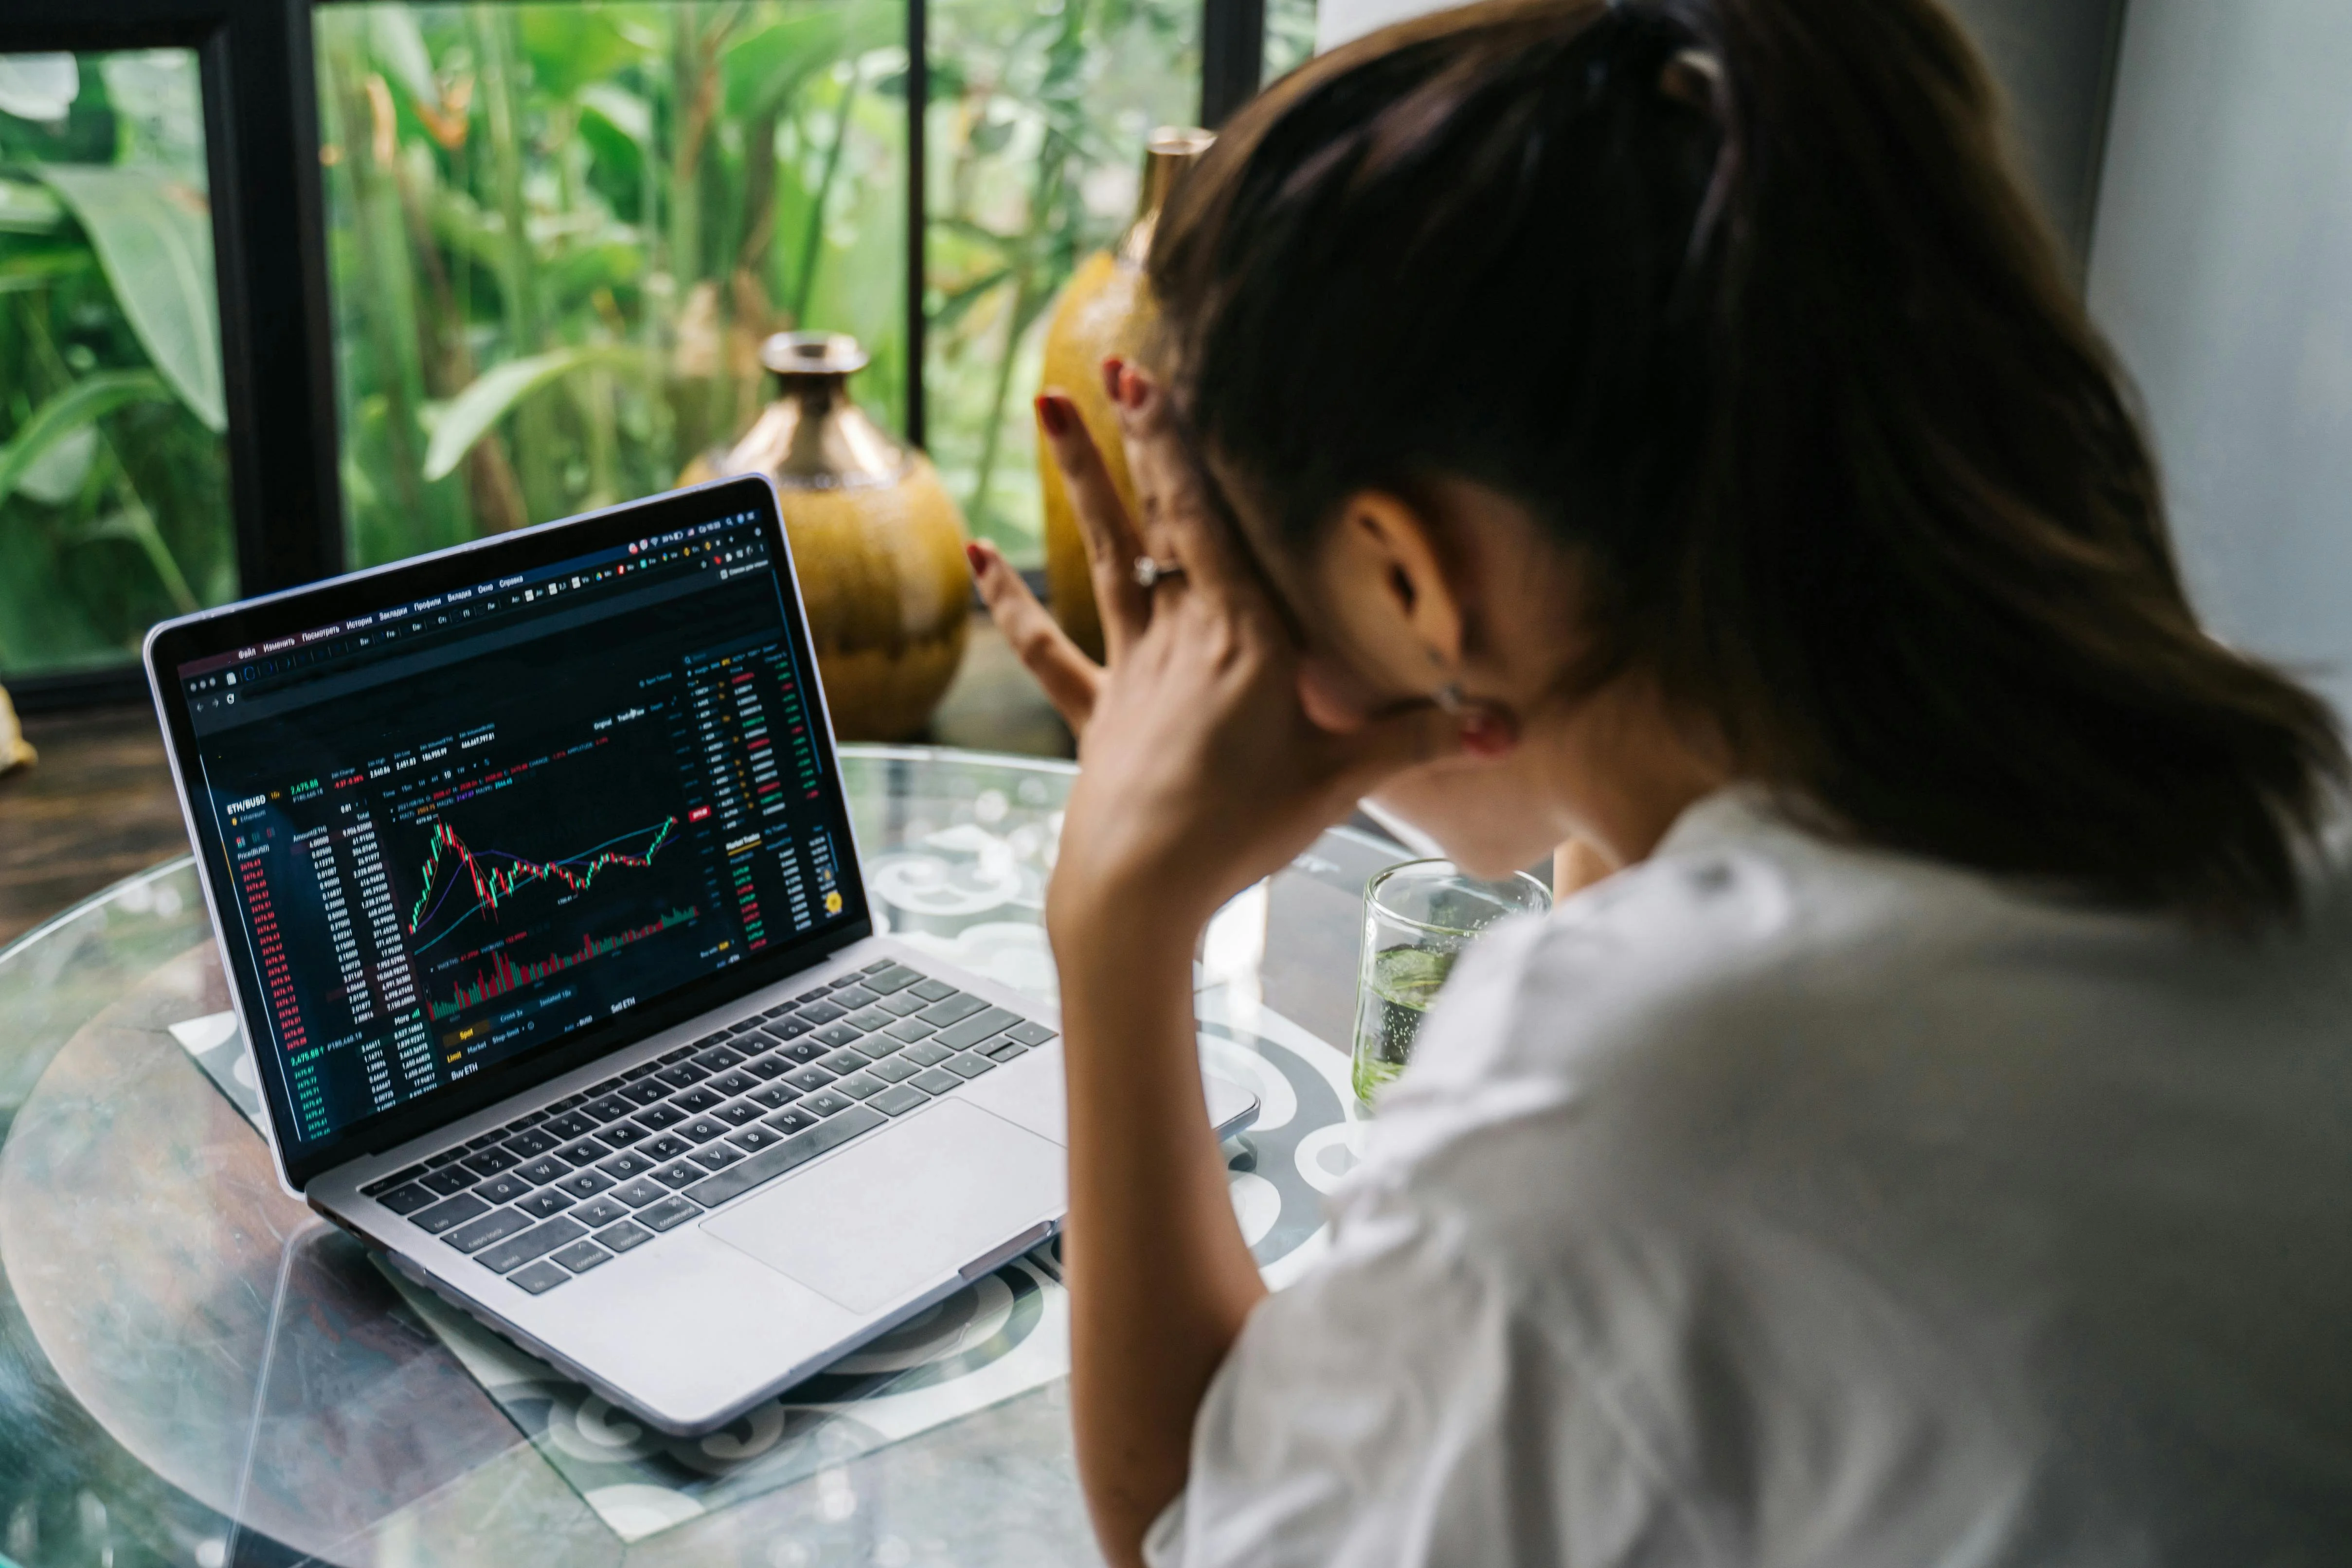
1132, 556, 1186, 590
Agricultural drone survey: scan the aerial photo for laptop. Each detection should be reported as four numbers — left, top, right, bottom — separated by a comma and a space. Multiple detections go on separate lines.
144, 474, 1257, 1436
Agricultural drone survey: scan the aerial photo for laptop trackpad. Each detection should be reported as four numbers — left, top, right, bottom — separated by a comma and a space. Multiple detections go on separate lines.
701, 1101, 1067, 1315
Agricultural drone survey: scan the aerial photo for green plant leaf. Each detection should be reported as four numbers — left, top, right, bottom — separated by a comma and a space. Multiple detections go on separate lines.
423, 344, 645, 482
0, 178, 63, 234
35, 164, 227, 432
0, 369, 173, 509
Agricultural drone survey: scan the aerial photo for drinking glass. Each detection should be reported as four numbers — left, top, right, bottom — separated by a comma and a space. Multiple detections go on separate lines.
1350, 859, 1552, 1107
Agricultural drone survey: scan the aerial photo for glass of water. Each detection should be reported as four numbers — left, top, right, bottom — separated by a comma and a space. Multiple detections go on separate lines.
1351, 859, 1552, 1108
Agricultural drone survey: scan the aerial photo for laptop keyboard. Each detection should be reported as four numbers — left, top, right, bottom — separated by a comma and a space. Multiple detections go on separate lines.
357, 959, 1057, 1296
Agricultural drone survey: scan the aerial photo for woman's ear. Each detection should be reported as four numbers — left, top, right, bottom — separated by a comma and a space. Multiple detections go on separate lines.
1317, 488, 1465, 692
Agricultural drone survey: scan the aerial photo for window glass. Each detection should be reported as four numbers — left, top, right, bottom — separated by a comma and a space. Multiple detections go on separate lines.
313, 1, 909, 569
1265, 0, 1318, 81
0, 50, 235, 679
925, 0, 1199, 561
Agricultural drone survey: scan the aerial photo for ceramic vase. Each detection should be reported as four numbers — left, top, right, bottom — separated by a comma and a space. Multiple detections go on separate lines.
682, 333, 970, 741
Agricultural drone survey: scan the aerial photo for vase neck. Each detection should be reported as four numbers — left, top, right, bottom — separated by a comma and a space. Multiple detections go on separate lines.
1118, 126, 1215, 267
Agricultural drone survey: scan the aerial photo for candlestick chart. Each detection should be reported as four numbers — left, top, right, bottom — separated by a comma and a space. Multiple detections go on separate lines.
407, 815, 680, 950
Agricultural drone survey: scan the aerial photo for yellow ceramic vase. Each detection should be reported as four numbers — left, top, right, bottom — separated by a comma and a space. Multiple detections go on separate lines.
1036, 128, 1213, 660
682, 333, 970, 742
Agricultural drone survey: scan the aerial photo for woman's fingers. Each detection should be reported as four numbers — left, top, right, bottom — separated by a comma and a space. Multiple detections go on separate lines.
969, 539, 1103, 732
1110, 364, 1257, 603
1036, 392, 1150, 658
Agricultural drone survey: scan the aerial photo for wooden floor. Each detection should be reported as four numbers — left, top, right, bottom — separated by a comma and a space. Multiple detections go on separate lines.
0, 613, 1072, 949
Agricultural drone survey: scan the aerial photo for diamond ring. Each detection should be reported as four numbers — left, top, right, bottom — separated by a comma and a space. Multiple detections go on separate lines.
1132, 556, 1185, 590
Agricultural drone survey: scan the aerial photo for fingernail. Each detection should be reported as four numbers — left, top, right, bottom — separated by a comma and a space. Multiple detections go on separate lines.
1034, 394, 1070, 438
1101, 357, 1125, 402
965, 541, 989, 577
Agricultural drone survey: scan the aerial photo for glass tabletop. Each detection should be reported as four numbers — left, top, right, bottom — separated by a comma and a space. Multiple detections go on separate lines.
0, 745, 1406, 1568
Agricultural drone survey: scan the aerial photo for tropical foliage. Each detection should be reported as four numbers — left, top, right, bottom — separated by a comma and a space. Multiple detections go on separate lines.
0, 51, 234, 678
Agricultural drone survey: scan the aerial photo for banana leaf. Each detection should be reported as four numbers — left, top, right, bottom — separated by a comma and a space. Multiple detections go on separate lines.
0, 369, 175, 509
424, 344, 648, 481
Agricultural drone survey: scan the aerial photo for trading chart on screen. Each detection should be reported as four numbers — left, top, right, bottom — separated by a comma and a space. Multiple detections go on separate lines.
178, 512, 851, 1150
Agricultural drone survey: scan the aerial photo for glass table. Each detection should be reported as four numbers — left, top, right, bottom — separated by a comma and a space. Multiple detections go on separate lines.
0, 747, 1406, 1568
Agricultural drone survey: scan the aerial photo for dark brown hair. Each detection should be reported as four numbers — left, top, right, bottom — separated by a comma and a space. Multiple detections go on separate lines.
1150, 0, 2345, 927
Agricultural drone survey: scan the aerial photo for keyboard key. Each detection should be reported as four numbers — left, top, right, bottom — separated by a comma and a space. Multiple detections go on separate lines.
708, 1069, 758, 1097
503, 1128, 560, 1159
553, 1240, 610, 1274
728, 1020, 770, 1037
669, 1086, 723, 1114
589, 1076, 628, 1094
988, 1039, 1031, 1062
659, 1045, 697, 1063
613, 1178, 670, 1208
937, 1008, 1021, 1051
744, 1052, 794, 1081
543, 1111, 600, 1141
678, 1116, 730, 1144
831, 986, 880, 1010
826, 975, 866, 992
884, 1016, 936, 1043
555, 1138, 609, 1168
448, 1207, 534, 1254
832, 1072, 887, 1100
844, 1007, 894, 1033
463, 1131, 504, 1152
414, 1194, 489, 1234
509, 1261, 571, 1295
551, 1093, 588, 1112
472, 1172, 533, 1206
634, 1104, 688, 1131
478, 1215, 588, 1273
597, 1120, 651, 1149
515, 1156, 569, 1186
730, 1123, 785, 1152
909, 978, 956, 1003
583, 1094, 638, 1123
597, 1149, 656, 1180
655, 1063, 710, 1090
917, 993, 987, 1028
516, 1188, 574, 1220
748, 1082, 801, 1110
791, 988, 828, 1004
555, 1169, 614, 1200
684, 1105, 888, 1209
946, 1053, 996, 1080
864, 964, 921, 994
652, 1160, 703, 1190
623, 1061, 664, 1081
462, 1147, 521, 1179
426, 1148, 468, 1167
801, 1088, 857, 1118
795, 999, 847, 1025
762, 1106, 823, 1136
872, 1083, 930, 1117
861, 958, 896, 974
902, 1040, 952, 1068
780, 1038, 829, 1065
638, 1196, 700, 1231
821, 1049, 874, 1075
784, 1064, 837, 1093
690, 1143, 745, 1172
574, 1195, 632, 1229
1005, 1020, 1058, 1047
595, 1220, 654, 1253
761, 1016, 817, 1040
377, 1182, 437, 1215
618, 1079, 669, 1106
912, 1067, 963, 1095
640, 1133, 693, 1161
869, 1055, 922, 1084
812, 1021, 864, 1050
878, 991, 930, 1017
714, 1100, 765, 1127
363, 1163, 430, 1196
513, 1111, 548, 1130
691, 1044, 747, 1071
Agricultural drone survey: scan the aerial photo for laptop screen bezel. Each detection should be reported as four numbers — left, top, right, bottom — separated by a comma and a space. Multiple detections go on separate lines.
144, 474, 876, 1192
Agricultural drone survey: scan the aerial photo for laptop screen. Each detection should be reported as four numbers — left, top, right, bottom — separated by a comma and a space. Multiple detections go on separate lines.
162, 482, 865, 1175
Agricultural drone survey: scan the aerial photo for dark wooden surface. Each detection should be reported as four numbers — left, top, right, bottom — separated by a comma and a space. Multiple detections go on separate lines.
0, 613, 1074, 949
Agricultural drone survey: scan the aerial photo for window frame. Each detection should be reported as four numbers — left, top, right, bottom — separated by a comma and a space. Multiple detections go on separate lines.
0, 0, 1263, 707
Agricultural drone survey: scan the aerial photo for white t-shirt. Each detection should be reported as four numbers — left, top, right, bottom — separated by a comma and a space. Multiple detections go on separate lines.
1148, 789, 2352, 1566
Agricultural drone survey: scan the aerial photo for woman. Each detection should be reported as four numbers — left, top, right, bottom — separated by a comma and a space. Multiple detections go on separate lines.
968, 0, 2352, 1561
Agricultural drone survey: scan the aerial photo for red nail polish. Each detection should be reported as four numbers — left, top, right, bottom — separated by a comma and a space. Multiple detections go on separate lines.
1101, 357, 1125, 402
1034, 394, 1070, 438
965, 541, 988, 576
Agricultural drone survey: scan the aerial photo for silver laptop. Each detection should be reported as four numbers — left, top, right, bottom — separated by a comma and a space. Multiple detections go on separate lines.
144, 475, 1255, 1436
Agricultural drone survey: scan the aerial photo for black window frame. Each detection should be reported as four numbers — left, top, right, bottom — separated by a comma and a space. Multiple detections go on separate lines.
1, 0, 1266, 710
